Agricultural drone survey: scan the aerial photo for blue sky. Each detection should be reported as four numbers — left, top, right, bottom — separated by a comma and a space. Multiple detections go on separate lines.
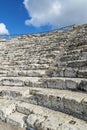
0, 0, 52, 34
0, 0, 42, 34
0, 0, 87, 35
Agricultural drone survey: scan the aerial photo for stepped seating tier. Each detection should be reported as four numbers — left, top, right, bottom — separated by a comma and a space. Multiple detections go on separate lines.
0, 99, 87, 130
0, 24, 87, 130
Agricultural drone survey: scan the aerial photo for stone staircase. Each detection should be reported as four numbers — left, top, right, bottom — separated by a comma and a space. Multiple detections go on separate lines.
0, 24, 87, 130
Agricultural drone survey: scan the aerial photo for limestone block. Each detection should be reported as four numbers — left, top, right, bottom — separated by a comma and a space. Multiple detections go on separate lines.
64, 68, 77, 77
24, 81, 34, 87
22, 94, 38, 105
35, 92, 51, 108
49, 95, 64, 111
7, 71, 18, 77
18, 71, 42, 77
62, 95, 84, 115
0, 121, 26, 130
67, 60, 87, 68
65, 80, 78, 90
82, 97, 87, 120
43, 79, 66, 89
46, 68, 64, 77
0, 100, 16, 121
81, 52, 87, 60
16, 103, 32, 115
6, 112, 27, 128
0, 87, 29, 100
77, 70, 87, 78
1, 79, 24, 86
41, 111, 66, 130
29, 87, 87, 120
79, 80, 87, 91
27, 114, 45, 130
1, 90, 22, 99
59, 122, 85, 130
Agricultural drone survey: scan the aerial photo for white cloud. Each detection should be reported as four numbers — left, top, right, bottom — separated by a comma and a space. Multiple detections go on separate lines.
0, 23, 9, 35
23, 0, 87, 27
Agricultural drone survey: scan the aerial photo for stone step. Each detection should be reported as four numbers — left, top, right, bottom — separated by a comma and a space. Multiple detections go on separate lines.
0, 86, 29, 99
0, 70, 46, 77
64, 48, 87, 55
0, 99, 87, 130
67, 60, 87, 68
0, 70, 8, 77
0, 92, 28, 129
46, 67, 87, 78
16, 101, 87, 130
0, 86, 36, 104
0, 61, 50, 65
29, 87, 87, 120
67, 44, 87, 51
59, 60, 87, 69
0, 54, 55, 61
0, 77, 87, 92
8, 59, 52, 64
11, 45, 61, 52
0, 65, 10, 70
77, 69, 87, 78
0, 121, 25, 130
60, 52, 87, 62
12, 52, 57, 58
0, 77, 40, 86
0, 46, 60, 56
6, 112, 27, 129
0, 63, 50, 70
37, 77, 87, 92
60, 54, 79, 62
0, 99, 16, 121
8, 69, 46, 77
0, 60, 53, 67
0, 65, 48, 71
0, 42, 61, 50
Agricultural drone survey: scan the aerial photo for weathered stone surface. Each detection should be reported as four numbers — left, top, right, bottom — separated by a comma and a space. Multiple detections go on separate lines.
0, 99, 16, 121
67, 60, 87, 68
0, 23, 87, 129
0, 77, 40, 86
29, 87, 87, 120
39, 77, 87, 91
0, 86, 29, 99
0, 121, 26, 130
6, 112, 27, 128
16, 101, 87, 130
1, 79, 24, 86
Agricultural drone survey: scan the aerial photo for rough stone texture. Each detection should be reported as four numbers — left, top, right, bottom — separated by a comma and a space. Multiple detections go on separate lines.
29, 87, 87, 119
0, 121, 25, 130
0, 24, 87, 129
